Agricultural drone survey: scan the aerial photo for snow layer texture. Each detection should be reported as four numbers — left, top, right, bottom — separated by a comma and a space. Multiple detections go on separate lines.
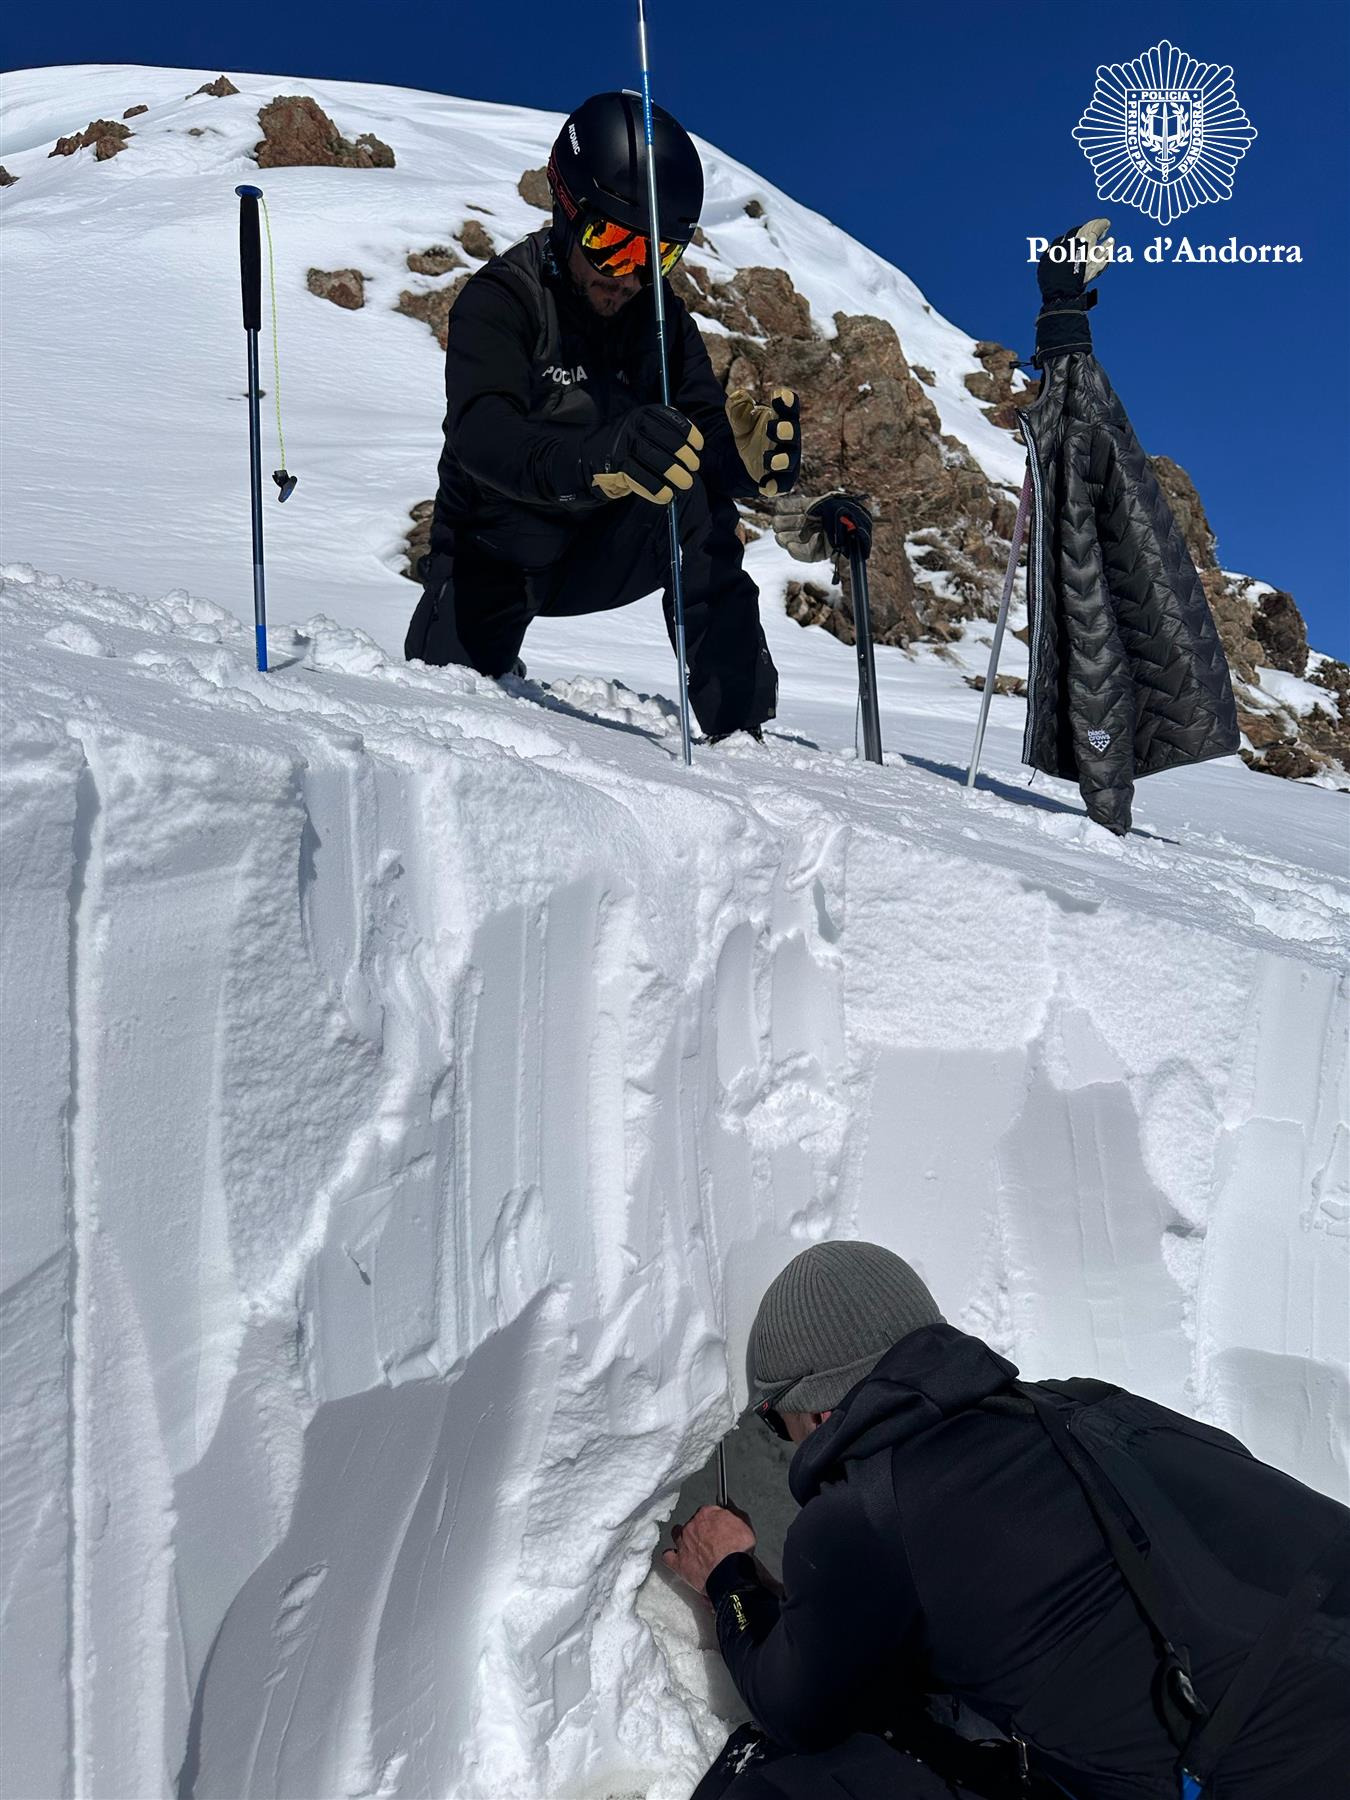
3, 565, 1346, 1800
1, 64, 1348, 1800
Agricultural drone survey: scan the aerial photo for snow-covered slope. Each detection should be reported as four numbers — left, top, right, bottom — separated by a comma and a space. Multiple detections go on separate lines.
0, 62, 1022, 643
2, 65, 1347, 1800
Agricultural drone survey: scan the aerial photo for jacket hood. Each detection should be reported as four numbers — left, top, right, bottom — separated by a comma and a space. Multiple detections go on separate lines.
788, 1324, 1020, 1506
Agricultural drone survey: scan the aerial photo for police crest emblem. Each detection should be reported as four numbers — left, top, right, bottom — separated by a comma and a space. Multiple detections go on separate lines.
1074, 40, 1257, 226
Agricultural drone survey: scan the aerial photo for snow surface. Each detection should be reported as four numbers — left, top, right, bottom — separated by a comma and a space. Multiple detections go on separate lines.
2, 65, 1348, 1800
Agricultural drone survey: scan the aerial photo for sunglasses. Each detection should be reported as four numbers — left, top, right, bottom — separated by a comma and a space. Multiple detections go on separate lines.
578, 214, 685, 280
753, 1382, 797, 1442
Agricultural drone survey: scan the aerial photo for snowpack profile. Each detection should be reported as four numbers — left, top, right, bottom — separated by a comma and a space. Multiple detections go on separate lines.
404, 90, 802, 743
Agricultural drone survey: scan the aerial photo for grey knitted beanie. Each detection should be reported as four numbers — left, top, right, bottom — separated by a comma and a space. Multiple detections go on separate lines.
747, 1240, 944, 1414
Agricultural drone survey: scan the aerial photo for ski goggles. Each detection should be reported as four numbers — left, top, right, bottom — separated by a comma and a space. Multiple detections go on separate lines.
578, 214, 685, 280
753, 1382, 797, 1442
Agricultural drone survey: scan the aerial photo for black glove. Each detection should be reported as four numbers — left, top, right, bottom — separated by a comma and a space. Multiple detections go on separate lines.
772, 490, 873, 575
586, 405, 703, 506
808, 493, 872, 560
1034, 218, 1113, 366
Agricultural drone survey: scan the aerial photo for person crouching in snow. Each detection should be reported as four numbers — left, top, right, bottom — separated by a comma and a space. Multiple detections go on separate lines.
405, 91, 799, 743
666, 1240, 1350, 1799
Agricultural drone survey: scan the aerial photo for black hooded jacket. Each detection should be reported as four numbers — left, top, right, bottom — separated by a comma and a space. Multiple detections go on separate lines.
1015, 354, 1240, 835
707, 1325, 1349, 1798
429, 227, 758, 567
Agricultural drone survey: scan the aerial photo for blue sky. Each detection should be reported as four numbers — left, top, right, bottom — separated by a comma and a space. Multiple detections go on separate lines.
7, 1, 1347, 658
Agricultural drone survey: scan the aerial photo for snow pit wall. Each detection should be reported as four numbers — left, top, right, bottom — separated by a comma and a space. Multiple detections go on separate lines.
2, 650, 1347, 1800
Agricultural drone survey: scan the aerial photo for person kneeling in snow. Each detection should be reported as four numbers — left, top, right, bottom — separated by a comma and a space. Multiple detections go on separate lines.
404, 91, 799, 742
666, 1241, 1350, 1799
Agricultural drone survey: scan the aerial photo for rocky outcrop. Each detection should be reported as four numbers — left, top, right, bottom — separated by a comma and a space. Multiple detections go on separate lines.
518, 167, 551, 211
0, 166, 16, 187
1251, 588, 1308, 677
457, 219, 495, 261
406, 499, 435, 581
307, 268, 366, 310
253, 97, 394, 169
50, 119, 132, 161
407, 246, 462, 276
123, 104, 148, 120
192, 77, 239, 98
394, 275, 469, 349
685, 262, 1020, 647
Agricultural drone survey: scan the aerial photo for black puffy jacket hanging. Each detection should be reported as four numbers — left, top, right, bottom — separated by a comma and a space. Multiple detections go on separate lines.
1016, 354, 1239, 834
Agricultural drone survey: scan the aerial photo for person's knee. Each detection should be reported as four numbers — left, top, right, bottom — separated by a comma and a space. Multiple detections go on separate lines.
404, 555, 465, 666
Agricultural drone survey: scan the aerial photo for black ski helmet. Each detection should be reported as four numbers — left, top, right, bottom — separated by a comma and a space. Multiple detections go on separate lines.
547, 91, 704, 247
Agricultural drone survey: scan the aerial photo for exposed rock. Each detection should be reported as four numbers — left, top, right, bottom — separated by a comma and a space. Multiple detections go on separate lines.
253, 97, 394, 169
0, 166, 16, 187
719, 266, 813, 340
964, 341, 1021, 406
1251, 587, 1308, 677
1243, 742, 1319, 781
307, 267, 366, 310
395, 275, 470, 349
355, 132, 395, 168
1308, 658, 1350, 712
518, 167, 551, 210
407, 245, 463, 276
404, 499, 435, 581
457, 219, 495, 261
744, 198, 765, 219
1202, 571, 1265, 685
784, 580, 840, 635
1150, 455, 1218, 573
912, 365, 936, 386
966, 673, 1027, 698
192, 76, 239, 98
1237, 707, 1290, 750
51, 120, 132, 160
1299, 661, 1350, 773
123, 104, 148, 120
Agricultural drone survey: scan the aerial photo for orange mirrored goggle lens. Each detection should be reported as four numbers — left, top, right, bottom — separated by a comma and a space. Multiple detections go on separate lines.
579, 216, 684, 279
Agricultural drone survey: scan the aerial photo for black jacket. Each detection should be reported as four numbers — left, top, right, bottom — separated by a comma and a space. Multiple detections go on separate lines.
1016, 355, 1240, 834
707, 1325, 1349, 1798
430, 227, 757, 566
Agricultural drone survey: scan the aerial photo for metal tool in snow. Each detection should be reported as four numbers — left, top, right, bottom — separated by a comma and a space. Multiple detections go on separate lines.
234, 184, 297, 673
965, 467, 1032, 790
809, 495, 883, 764
635, 0, 694, 767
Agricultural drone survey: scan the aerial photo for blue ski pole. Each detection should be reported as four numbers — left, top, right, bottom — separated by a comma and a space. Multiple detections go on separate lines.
235, 183, 269, 672
636, 0, 694, 766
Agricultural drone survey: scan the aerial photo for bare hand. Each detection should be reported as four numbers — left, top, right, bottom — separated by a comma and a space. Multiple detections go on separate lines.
662, 1504, 756, 1595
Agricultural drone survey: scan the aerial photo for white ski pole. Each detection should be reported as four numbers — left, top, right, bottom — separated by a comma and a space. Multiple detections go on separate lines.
965, 467, 1032, 789
636, 0, 694, 767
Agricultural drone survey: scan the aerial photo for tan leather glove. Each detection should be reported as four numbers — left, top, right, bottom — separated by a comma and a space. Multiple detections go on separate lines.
589, 406, 704, 506
726, 386, 800, 497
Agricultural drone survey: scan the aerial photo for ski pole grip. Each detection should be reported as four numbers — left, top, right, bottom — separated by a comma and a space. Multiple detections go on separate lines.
235, 184, 263, 333
807, 494, 874, 562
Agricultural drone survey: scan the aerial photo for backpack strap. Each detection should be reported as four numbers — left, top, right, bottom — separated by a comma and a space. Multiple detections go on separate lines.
1020, 1380, 1350, 1794
1180, 1528, 1350, 1791
1017, 1382, 1208, 1748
